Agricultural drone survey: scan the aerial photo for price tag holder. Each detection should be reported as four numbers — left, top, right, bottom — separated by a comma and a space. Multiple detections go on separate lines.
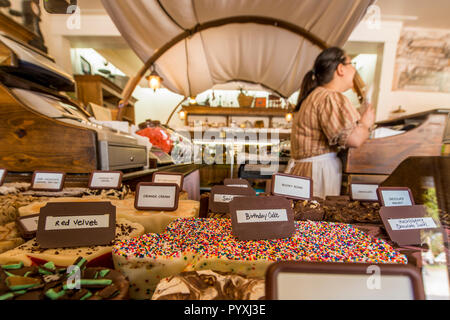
271, 173, 312, 200
224, 178, 251, 188
377, 187, 414, 207
379, 205, 441, 246
16, 214, 39, 240
349, 183, 379, 201
36, 202, 116, 249
265, 261, 425, 300
229, 196, 295, 241
0, 168, 7, 186
88, 171, 123, 190
135, 182, 180, 211
31, 171, 65, 192
152, 172, 184, 188
209, 185, 256, 214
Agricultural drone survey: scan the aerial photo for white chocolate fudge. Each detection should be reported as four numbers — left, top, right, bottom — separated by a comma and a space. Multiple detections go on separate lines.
0, 222, 25, 254
19, 198, 199, 234
152, 270, 265, 300
0, 218, 144, 267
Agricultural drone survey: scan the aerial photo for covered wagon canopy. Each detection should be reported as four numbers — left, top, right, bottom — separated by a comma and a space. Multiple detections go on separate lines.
101, 0, 374, 105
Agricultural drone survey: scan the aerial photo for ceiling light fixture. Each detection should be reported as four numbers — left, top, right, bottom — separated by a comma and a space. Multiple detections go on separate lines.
146, 65, 163, 91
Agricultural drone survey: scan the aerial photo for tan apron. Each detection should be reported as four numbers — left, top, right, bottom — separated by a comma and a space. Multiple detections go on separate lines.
285, 152, 342, 199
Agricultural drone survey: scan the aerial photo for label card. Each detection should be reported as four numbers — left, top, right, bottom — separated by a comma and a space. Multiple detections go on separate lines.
379, 205, 441, 246
271, 173, 312, 200
224, 178, 251, 188
377, 187, 414, 207
0, 168, 6, 186
349, 183, 379, 201
134, 182, 180, 211
388, 217, 437, 231
88, 171, 123, 190
31, 171, 65, 191
16, 214, 39, 240
152, 172, 184, 188
209, 185, 256, 214
229, 196, 295, 241
36, 202, 116, 249
265, 261, 426, 300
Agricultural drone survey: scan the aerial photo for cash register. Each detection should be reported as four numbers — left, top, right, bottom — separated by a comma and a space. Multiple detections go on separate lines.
0, 33, 148, 173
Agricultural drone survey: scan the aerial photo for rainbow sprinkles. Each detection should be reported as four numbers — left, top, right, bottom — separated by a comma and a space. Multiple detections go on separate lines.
113, 218, 407, 299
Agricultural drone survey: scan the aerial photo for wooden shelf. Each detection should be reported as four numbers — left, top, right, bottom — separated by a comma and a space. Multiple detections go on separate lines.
181, 105, 292, 127
75, 74, 137, 124
182, 105, 291, 116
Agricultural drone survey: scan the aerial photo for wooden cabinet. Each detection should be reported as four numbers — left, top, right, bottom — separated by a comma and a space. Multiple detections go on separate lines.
0, 12, 45, 52
74, 75, 137, 124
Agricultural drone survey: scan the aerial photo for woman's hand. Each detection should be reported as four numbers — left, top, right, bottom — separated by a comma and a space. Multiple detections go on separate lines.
346, 104, 375, 148
360, 103, 375, 130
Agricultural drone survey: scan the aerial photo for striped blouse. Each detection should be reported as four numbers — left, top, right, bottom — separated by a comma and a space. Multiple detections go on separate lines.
290, 86, 361, 160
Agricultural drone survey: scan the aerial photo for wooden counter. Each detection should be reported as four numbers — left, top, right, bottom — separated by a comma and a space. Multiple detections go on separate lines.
344, 109, 449, 175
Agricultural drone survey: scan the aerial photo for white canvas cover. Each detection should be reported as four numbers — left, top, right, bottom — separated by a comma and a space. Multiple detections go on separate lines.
101, 0, 374, 98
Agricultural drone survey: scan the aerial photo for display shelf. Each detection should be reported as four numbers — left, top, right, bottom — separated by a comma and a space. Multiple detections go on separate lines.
181, 105, 292, 128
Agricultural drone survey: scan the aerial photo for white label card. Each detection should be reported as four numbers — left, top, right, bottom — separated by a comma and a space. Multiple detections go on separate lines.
44, 214, 110, 231
137, 185, 176, 208
351, 184, 379, 201
0, 169, 5, 183
33, 173, 64, 190
214, 194, 244, 203
236, 209, 288, 224
381, 190, 413, 207
273, 175, 311, 199
153, 174, 182, 188
90, 172, 121, 188
21, 216, 39, 231
388, 217, 437, 231
227, 184, 249, 188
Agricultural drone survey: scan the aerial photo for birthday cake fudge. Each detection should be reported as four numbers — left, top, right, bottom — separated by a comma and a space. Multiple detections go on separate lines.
152, 270, 265, 300
0, 257, 129, 300
113, 218, 407, 299
0, 219, 144, 268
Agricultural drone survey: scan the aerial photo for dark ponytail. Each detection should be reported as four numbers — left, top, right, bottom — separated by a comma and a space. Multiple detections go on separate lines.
295, 47, 347, 111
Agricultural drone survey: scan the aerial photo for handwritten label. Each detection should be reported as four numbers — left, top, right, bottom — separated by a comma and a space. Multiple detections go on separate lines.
36, 202, 116, 249
379, 205, 433, 246
153, 173, 183, 188
350, 184, 379, 201
381, 190, 413, 207
272, 174, 311, 200
0, 168, 6, 186
89, 171, 122, 189
236, 209, 288, 223
44, 214, 110, 231
388, 217, 437, 231
32, 172, 64, 191
135, 183, 179, 211
229, 196, 295, 241
213, 194, 244, 203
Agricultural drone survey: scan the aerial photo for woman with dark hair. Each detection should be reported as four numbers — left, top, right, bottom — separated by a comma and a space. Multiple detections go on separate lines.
286, 47, 375, 199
